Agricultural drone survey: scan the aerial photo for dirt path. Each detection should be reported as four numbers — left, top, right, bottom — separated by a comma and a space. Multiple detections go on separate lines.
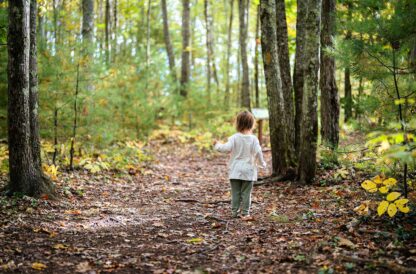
1, 143, 415, 273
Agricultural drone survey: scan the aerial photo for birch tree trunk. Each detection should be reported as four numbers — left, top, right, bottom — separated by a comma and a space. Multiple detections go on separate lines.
180, 0, 191, 97
161, 0, 177, 83
297, 0, 322, 184
239, 0, 250, 109
320, 0, 339, 148
260, 0, 289, 175
82, 0, 94, 44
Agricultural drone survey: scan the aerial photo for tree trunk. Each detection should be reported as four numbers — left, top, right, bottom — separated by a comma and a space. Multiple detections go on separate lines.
239, 0, 250, 109
344, 6, 352, 122
105, 0, 110, 64
297, 0, 321, 185
260, 0, 289, 175
82, 0, 94, 44
145, 0, 151, 90
180, 0, 191, 97
204, 0, 212, 102
161, 0, 177, 83
344, 65, 352, 122
320, 0, 339, 148
29, 0, 42, 170
8, 0, 53, 197
293, 0, 307, 157
254, 4, 260, 108
112, 0, 118, 61
224, 0, 234, 109
275, 0, 295, 163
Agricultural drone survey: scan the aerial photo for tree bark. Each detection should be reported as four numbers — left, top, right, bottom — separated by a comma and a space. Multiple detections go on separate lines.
254, 4, 260, 108
320, 0, 339, 148
161, 0, 177, 83
82, 0, 94, 44
105, 0, 110, 64
30, 0, 41, 170
8, 0, 53, 197
112, 0, 118, 61
297, 0, 321, 184
180, 0, 191, 97
204, 0, 212, 102
224, 0, 234, 109
344, 5, 352, 122
239, 0, 250, 109
293, 0, 307, 157
275, 0, 295, 163
260, 0, 289, 175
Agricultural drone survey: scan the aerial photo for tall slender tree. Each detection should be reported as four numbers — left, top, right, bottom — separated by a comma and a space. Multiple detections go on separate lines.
105, 0, 110, 64
297, 0, 322, 184
30, 0, 41, 170
204, 0, 213, 102
254, 4, 260, 108
239, 0, 250, 109
82, 0, 94, 44
224, 0, 234, 108
275, 0, 295, 164
260, 0, 290, 176
161, 0, 177, 83
320, 0, 340, 148
180, 0, 191, 97
293, 0, 307, 156
344, 2, 353, 122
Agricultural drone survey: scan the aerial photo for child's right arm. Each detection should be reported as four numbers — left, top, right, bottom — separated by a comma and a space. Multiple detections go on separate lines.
254, 138, 267, 169
214, 136, 234, 153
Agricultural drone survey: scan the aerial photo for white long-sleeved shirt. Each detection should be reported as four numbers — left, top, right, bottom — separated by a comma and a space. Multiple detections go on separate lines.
214, 133, 267, 181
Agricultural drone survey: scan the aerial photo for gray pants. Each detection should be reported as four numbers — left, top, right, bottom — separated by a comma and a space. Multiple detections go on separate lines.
230, 179, 254, 217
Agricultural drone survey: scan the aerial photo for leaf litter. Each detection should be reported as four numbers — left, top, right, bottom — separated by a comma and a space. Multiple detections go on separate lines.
0, 141, 415, 273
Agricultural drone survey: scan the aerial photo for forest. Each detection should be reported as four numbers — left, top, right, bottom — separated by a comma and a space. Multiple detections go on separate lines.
0, 0, 416, 272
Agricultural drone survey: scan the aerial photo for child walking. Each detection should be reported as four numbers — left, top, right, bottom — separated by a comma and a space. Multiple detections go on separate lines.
214, 111, 267, 219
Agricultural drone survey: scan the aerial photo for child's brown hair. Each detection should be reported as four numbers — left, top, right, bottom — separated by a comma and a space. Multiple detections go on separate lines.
236, 111, 255, 132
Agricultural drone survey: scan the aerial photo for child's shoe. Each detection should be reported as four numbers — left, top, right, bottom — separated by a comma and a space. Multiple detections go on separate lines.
241, 215, 254, 221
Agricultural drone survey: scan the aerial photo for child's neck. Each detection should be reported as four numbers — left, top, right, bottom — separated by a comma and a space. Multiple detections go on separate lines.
240, 130, 252, 135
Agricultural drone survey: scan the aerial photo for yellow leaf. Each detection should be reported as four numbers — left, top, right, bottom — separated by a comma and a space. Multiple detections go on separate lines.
387, 203, 397, 217
395, 199, 410, 213
361, 180, 377, 192
377, 201, 389, 216
383, 178, 397, 187
186, 237, 203, 244
32, 262, 47, 271
399, 206, 410, 213
373, 175, 383, 184
394, 198, 409, 207
354, 201, 370, 216
386, 192, 401, 202
53, 244, 67, 249
379, 186, 389, 194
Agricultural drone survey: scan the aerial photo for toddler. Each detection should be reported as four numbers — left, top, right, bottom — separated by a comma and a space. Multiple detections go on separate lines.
214, 111, 267, 219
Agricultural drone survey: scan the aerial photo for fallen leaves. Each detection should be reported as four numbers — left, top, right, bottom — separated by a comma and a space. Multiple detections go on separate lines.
31, 262, 47, 271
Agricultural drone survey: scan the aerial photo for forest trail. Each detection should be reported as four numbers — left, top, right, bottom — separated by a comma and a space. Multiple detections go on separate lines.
1, 142, 414, 273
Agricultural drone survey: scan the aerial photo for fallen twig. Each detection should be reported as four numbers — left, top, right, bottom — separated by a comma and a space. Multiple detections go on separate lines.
175, 199, 230, 204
